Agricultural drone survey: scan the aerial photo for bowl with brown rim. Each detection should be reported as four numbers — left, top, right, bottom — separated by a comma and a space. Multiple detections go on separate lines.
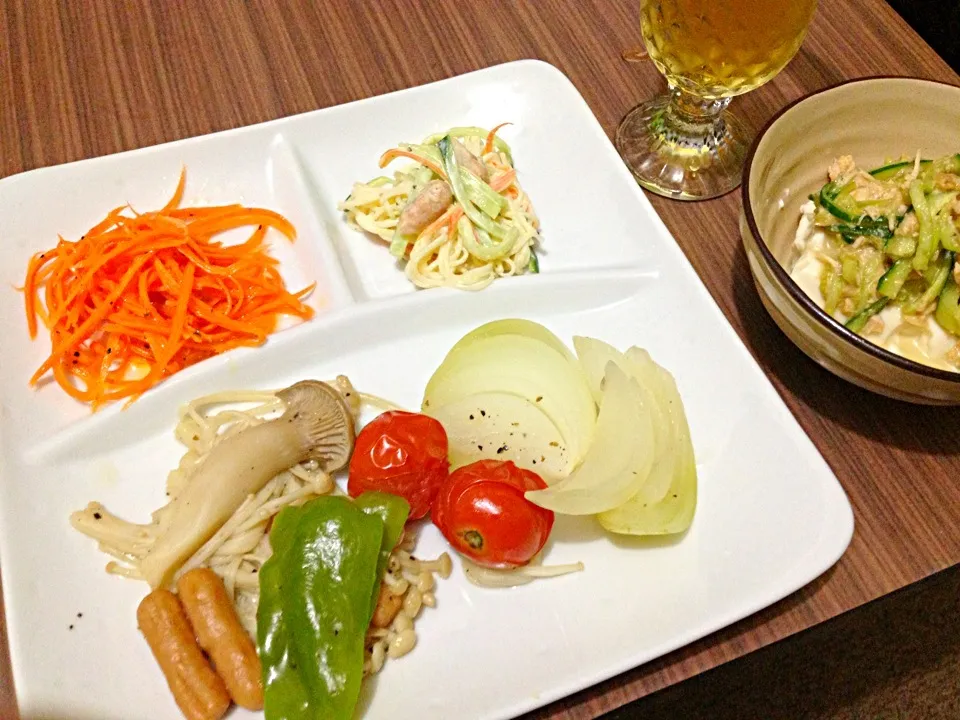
740, 77, 960, 405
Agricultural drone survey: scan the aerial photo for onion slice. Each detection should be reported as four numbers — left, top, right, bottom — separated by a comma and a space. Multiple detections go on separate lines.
524, 363, 654, 514
422, 333, 596, 469
598, 353, 697, 536
426, 392, 570, 481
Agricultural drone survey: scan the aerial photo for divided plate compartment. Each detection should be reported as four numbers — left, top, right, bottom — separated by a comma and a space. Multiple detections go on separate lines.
0, 60, 853, 720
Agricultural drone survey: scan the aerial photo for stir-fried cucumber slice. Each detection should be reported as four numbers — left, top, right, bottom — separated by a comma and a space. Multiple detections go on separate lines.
845, 298, 889, 333
910, 180, 938, 270
918, 154, 960, 191
939, 214, 960, 253
819, 179, 901, 227
828, 222, 894, 242
905, 251, 954, 314
885, 234, 918, 259
869, 159, 928, 181
877, 259, 913, 299
935, 276, 960, 337
821, 266, 843, 315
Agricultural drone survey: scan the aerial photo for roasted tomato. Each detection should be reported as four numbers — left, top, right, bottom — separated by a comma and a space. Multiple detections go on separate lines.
432, 460, 554, 568
347, 410, 449, 520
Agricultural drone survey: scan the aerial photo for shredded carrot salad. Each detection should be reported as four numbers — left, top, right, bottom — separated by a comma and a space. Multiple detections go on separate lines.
21, 169, 314, 409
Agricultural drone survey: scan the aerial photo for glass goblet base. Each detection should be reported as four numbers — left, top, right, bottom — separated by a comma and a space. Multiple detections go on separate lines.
615, 87, 751, 201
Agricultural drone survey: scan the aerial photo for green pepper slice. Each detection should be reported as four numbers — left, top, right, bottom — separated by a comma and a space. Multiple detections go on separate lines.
258, 496, 385, 720
353, 491, 410, 622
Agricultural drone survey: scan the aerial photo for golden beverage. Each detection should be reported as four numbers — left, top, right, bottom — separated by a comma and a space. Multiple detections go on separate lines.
640, 0, 817, 99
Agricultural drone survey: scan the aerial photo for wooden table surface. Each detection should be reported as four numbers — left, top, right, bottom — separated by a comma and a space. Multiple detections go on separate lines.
1, 1, 958, 718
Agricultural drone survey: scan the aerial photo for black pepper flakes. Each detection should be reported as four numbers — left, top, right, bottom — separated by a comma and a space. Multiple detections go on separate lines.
93, 512, 102, 520
68, 624, 74, 630
469, 414, 475, 420
535, 396, 543, 402
477, 444, 484, 451
480, 410, 486, 417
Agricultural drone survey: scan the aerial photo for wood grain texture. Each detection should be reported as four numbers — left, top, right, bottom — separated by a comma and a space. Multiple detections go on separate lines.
0, 1, 957, 718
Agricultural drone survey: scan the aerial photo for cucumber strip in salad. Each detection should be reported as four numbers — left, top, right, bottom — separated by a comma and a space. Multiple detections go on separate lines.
809, 152, 960, 342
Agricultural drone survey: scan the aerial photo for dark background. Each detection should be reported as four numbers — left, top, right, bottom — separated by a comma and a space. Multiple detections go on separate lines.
888, 0, 960, 72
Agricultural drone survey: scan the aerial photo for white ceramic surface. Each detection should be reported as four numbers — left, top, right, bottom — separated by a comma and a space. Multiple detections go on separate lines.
0, 60, 853, 720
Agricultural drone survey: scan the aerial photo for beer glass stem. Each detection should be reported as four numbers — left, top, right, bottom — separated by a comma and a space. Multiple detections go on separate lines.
667, 86, 732, 141
615, 85, 751, 201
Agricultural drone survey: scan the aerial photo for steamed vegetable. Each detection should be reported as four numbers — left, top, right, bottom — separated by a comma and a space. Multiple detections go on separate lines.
257, 496, 385, 720
524, 363, 655, 514
422, 320, 697, 538
347, 411, 449, 520
426, 392, 569, 480
353, 492, 412, 620
597, 348, 697, 535
422, 332, 596, 470
138, 380, 355, 589
433, 460, 554, 569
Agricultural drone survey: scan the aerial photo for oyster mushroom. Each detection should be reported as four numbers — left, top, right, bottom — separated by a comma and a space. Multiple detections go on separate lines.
137, 379, 356, 589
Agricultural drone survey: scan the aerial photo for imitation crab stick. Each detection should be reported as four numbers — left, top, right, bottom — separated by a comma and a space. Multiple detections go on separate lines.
21, 169, 314, 409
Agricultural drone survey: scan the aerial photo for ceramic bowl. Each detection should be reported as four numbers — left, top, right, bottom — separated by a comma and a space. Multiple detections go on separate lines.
741, 77, 960, 405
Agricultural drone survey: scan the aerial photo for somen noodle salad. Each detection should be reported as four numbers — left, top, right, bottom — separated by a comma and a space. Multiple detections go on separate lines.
339, 125, 542, 291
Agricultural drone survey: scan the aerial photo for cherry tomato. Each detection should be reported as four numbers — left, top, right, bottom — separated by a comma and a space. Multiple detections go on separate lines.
347, 410, 449, 520
432, 460, 554, 569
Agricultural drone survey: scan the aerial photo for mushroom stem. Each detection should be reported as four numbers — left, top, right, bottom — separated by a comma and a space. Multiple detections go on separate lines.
140, 380, 356, 589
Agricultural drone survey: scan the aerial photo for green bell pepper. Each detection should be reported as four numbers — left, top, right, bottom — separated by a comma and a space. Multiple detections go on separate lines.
257, 496, 385, 720
353, 491, 411, 622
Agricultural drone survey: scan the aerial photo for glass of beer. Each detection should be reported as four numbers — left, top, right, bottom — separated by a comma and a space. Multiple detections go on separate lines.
616, 0, 817, 200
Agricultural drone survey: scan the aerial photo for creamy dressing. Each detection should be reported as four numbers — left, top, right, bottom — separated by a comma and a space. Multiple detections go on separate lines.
789, 201, 959, 371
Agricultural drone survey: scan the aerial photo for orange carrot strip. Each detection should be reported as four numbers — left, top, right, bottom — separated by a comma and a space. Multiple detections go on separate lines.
489, 169, 517, 193
161, 167, 187, 213
483, 123, 512, 155
18, 168, 311, 409
378, 149, 446, 178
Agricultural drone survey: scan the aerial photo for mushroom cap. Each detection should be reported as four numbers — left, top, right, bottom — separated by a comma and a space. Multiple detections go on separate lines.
277, 380, 356, 473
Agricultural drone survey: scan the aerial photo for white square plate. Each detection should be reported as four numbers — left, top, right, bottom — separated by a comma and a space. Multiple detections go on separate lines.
0, 60, 853, 720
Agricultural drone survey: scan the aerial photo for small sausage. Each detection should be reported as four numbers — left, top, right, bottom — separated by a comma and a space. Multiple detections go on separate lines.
137, 589, 231, 720
396, 179, 453, 236
177, 568, 264, 711
371, 581, 404, 629
453, 139, 489, 181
